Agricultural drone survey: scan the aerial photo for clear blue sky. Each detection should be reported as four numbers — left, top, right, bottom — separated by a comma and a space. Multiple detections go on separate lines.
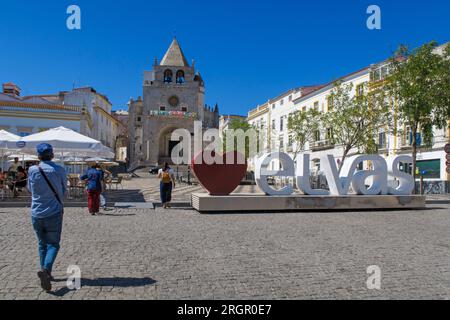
0, 0, 448, 115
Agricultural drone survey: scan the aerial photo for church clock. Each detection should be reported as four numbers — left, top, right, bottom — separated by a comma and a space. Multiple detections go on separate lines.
168, 95, 179, 107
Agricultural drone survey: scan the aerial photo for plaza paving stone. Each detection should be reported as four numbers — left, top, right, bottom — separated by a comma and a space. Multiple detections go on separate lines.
0, 202, 449, 300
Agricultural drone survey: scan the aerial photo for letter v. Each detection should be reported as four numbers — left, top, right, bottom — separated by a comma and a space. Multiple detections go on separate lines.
321, 155, 353, 195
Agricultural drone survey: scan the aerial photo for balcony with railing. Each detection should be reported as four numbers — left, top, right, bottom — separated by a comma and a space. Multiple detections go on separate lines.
310, 139, 334, 151
398, 133, 440, 150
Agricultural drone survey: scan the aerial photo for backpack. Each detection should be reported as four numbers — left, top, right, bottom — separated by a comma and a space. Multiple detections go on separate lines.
161, 170, 172, 183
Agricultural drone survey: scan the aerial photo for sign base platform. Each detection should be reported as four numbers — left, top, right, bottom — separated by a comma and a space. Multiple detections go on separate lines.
191, 193, 426, 213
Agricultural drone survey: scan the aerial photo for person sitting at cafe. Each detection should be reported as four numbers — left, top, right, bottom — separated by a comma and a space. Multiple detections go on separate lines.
9, 166, 28, 197
8, 157, 20, 173
0, 169, 5, 199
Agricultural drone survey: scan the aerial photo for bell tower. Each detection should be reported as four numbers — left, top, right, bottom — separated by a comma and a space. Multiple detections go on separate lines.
129, 38, 215, 167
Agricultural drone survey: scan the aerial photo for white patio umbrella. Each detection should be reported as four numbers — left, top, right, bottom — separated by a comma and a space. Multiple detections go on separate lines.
85, 157, 109, 163
7, 155, 39, 162
102, 161, 119, 167
17, 127, 107, 154
63, 156, 85, 162
16, 127, 114, 169
0, 130, 20, 170
0, 130, 19, 148
95, 145, 115, 159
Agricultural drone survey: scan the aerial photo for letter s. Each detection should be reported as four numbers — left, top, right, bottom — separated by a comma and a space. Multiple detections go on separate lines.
387, 155, 414, 195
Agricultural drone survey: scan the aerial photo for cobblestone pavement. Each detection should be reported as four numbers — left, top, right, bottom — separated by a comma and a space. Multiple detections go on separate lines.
1, 203, 450, 300
115, 174, 261, 203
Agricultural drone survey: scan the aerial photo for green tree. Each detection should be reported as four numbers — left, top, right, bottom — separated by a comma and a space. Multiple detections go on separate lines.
222, 118, 261, 159
386, 41, 450, 181
287, 108, 321, 158
322, 81, 391, 172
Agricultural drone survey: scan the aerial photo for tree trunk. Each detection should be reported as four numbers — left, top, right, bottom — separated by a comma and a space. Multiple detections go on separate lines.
411, 125, 418, 194
338, 146, 351, 174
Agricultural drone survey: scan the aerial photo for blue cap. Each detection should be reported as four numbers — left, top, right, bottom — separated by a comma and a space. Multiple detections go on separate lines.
36, 143, 53, 156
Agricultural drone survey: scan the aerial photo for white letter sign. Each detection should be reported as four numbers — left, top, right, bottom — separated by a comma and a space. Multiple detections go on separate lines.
256, 152, 295, 196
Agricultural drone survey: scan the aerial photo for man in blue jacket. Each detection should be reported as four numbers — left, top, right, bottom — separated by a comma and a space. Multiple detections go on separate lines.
81, 163, 103, 215
28, 143, 67, 292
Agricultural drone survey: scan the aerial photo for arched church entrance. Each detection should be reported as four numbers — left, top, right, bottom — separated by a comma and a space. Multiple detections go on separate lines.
158, 126, 184, 165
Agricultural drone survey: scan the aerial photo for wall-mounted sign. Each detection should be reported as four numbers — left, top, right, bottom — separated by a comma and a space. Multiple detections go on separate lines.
445, 143, 450, 154
16, 141, 26, 148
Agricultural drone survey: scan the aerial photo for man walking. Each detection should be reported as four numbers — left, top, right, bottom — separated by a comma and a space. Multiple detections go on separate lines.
28, 143, 67, 292
81, 163, 103, 215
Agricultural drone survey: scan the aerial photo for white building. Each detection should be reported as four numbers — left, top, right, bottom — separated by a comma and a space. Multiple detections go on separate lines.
0, 83, 89, 136
0, 83, 120, 156
247, 45, 449, 193
45, 87, 119, 149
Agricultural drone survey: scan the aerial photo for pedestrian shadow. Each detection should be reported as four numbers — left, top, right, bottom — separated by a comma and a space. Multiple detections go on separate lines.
105, 189, 146, 203
50, 277, 157, 297
101, 213, 137, 217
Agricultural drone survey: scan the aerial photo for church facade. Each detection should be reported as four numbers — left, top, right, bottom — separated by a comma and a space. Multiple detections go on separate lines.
128, 38, 219, 168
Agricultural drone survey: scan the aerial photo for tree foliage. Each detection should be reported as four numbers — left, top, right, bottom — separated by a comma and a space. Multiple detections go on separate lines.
222, 118, 260, 159
287, 108, 321, 158
386, 41, 450, 180
321, 81, 391, 171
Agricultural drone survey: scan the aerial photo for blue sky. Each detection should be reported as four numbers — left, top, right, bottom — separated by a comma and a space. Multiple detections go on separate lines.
0, 0, 448, 115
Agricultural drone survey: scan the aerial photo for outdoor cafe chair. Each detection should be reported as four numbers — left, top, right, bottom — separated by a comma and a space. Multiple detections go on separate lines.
8, 177, 29, 198
67, 175, 85, 199
109, 176, 123, 190
0, 182, 7, 201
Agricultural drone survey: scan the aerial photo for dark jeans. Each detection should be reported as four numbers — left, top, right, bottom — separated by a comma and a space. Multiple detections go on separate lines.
31, 213, 63, 273
160, 182, 172, 204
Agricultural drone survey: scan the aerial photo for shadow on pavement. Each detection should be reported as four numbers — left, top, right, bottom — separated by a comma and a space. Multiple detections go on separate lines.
104, 189, 146, 203
100, 213, 137, 217
50, 277, 157, 297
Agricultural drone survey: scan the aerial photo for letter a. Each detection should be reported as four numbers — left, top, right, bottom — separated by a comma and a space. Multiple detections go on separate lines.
366, 5, 381, 30
366, 265, 381, 290
67, 5, 81, 30
66, 265, 81, 290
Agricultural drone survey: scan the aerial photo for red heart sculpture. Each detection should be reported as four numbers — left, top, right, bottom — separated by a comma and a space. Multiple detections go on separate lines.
191, 151, 247, 196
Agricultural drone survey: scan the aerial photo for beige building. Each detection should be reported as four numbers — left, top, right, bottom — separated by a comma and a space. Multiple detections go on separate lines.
112, 109, 129, 162
128, 38, 219, 168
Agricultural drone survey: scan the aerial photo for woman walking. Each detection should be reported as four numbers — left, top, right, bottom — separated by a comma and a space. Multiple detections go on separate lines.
81, 163, 103, 215
157, 162, 175, 209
